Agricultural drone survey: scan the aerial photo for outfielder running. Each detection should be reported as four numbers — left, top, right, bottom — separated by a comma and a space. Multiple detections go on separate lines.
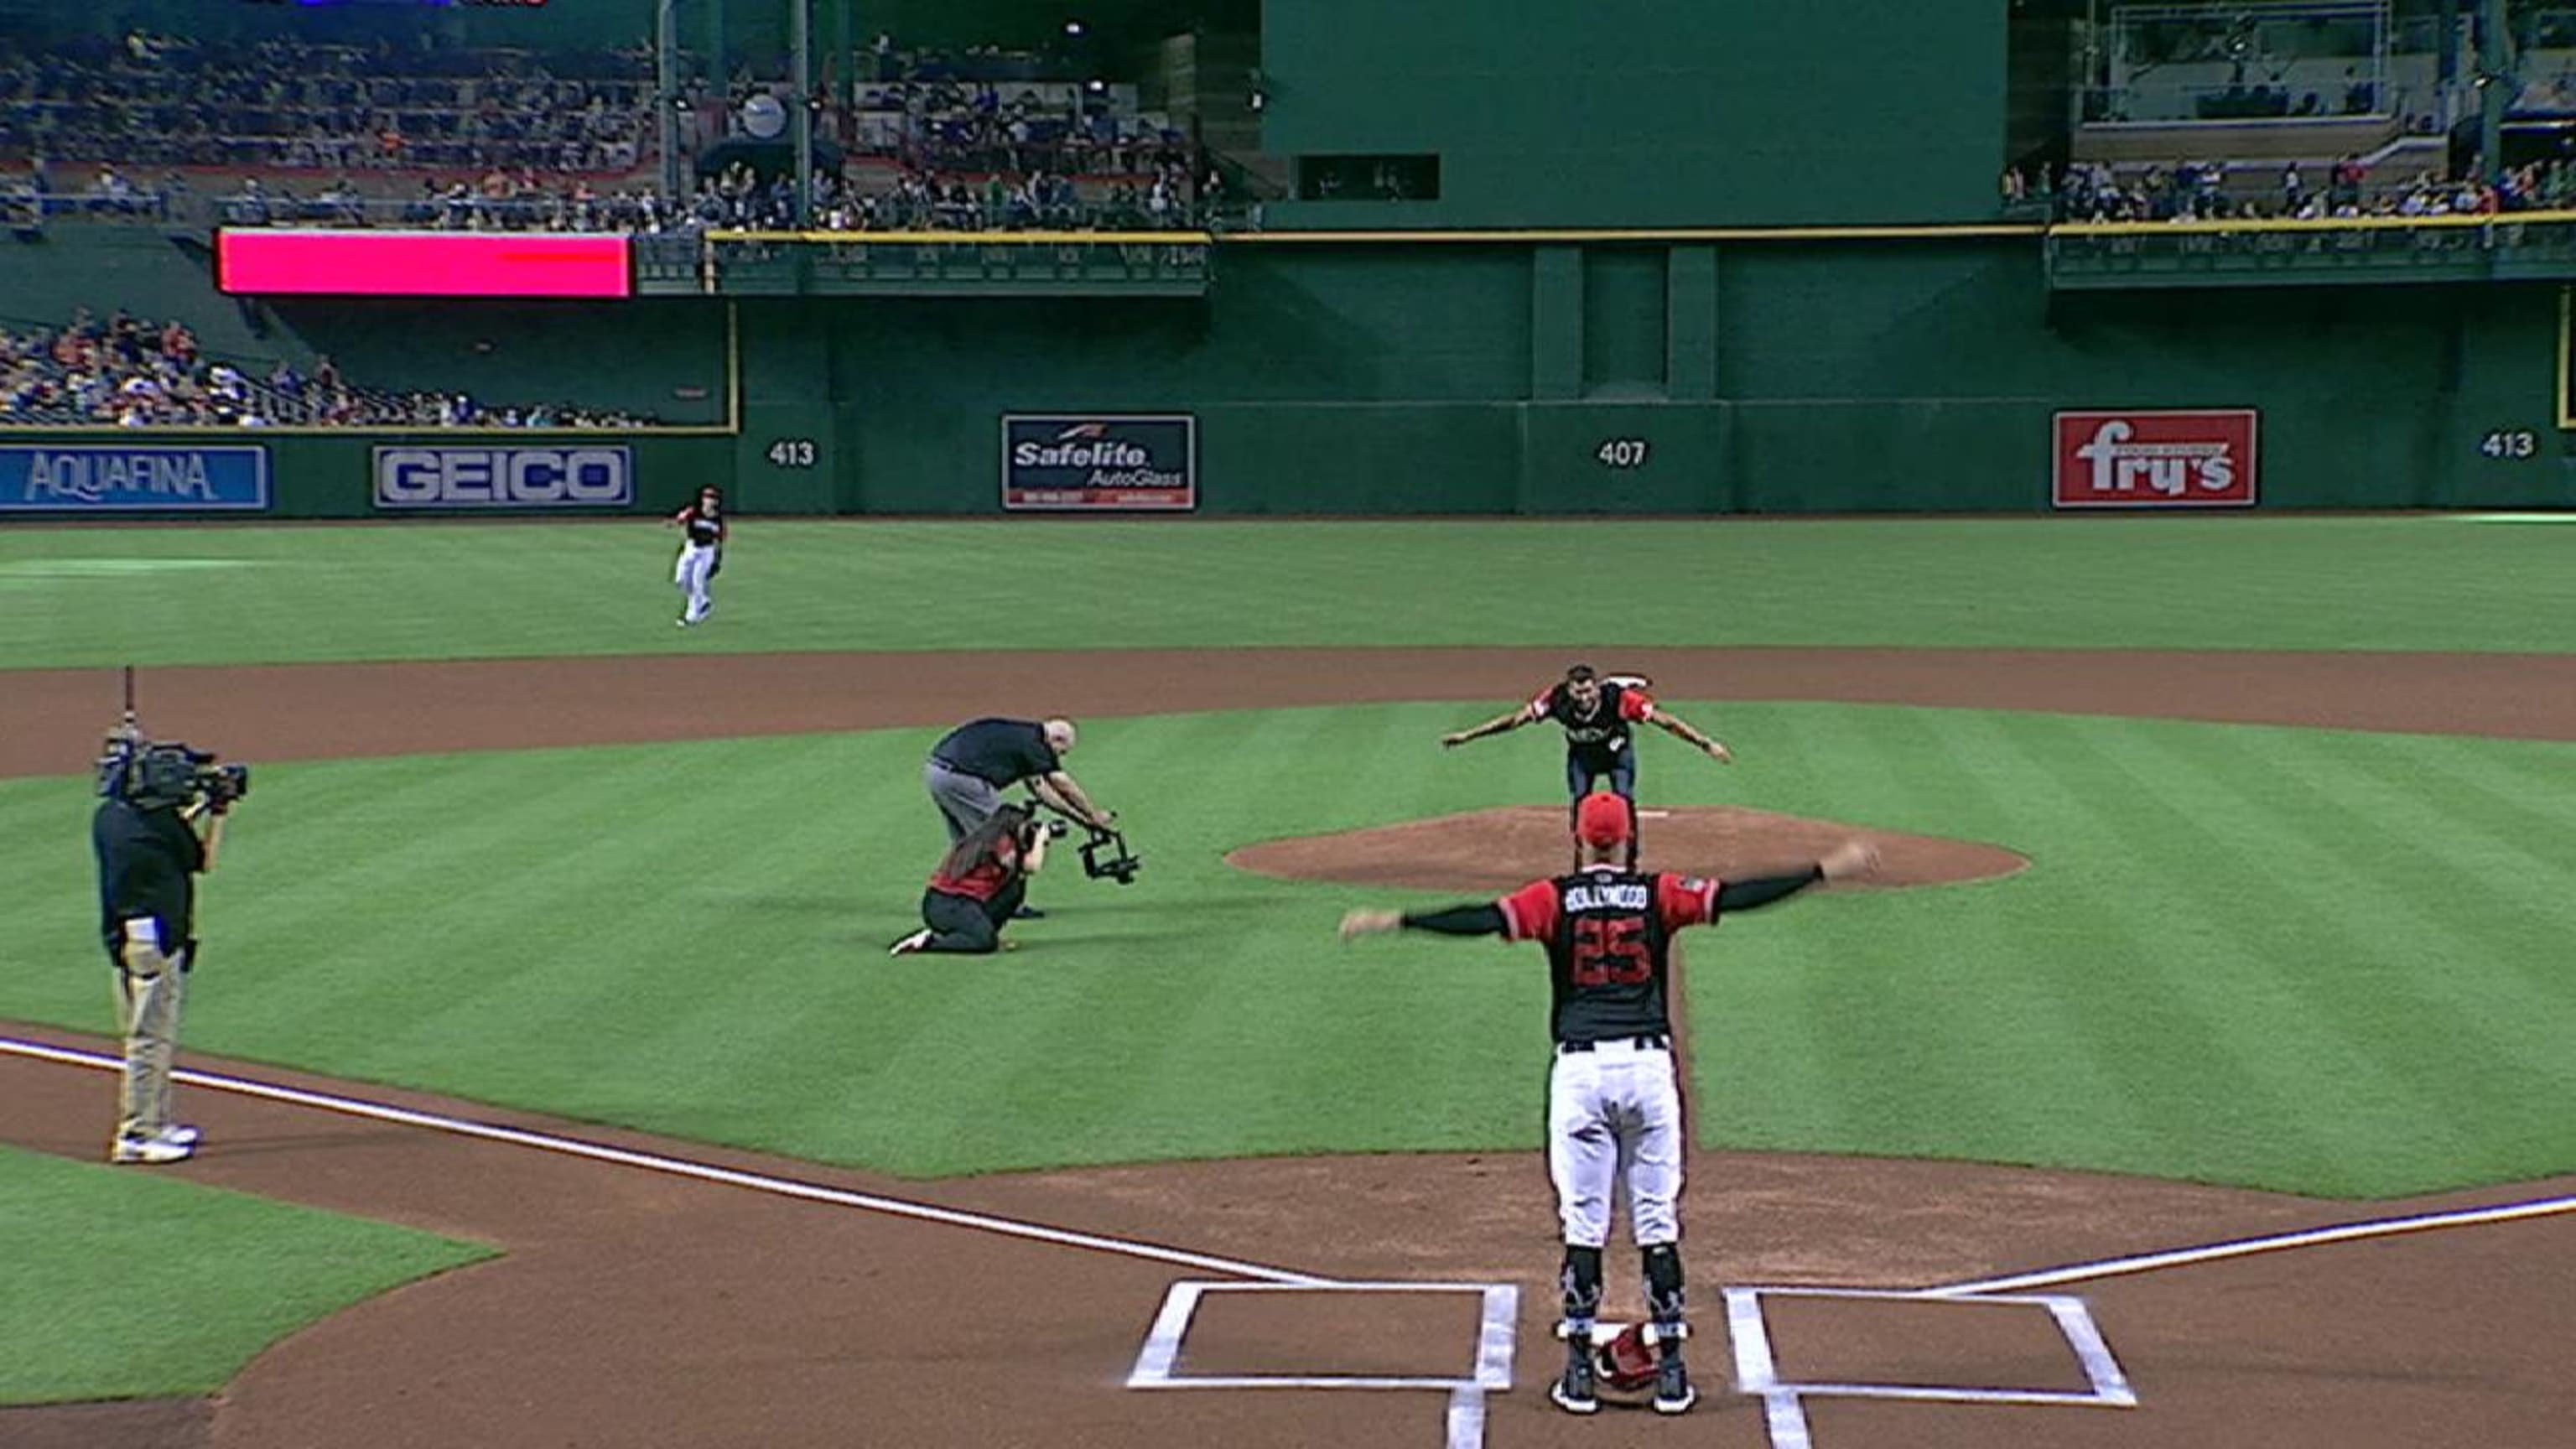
1441, 664, 1732, 865
1340, 792, 1876, 1415
669, 486, 726, 626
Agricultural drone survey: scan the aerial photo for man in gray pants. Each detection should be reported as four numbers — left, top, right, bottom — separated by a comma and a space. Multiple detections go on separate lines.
923, 716, 1116, 915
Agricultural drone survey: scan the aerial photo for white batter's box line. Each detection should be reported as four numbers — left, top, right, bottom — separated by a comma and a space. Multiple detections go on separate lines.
1127, 1280, 1519, 1392
1724, 1285, 2137, 1448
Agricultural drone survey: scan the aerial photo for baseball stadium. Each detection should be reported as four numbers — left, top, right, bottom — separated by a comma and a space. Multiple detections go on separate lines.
2, 2, 2573, 1446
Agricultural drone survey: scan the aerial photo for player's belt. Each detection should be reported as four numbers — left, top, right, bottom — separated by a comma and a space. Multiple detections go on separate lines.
1557, 1033, 1670, 1055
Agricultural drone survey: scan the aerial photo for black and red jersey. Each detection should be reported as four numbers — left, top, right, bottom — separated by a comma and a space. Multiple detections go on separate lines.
1498, 866, 1719, 1045
674, 506, 727, 548
1522, 683, 1656, 761
929, 832, 1023, 902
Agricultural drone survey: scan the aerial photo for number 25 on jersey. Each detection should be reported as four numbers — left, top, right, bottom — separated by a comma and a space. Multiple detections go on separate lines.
1570, 917, 1651, 986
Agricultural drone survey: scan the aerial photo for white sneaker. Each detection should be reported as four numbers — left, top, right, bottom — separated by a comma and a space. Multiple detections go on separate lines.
887, 928, 932, 957
110, 1131, 195, 1165
160, 1124, 201, 1149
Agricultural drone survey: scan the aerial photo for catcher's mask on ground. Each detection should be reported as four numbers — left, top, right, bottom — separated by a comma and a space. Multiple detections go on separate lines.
1576, 791, 1633, 849
1593, 1322, 1659, 1393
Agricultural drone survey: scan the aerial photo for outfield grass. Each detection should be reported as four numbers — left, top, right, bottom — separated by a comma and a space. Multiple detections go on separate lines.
3, 704, 2568, 1197
1, 516, 2571, 667
0, 1143, 492, 1403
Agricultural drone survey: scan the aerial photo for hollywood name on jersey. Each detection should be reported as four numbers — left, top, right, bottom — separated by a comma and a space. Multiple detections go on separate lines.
2052, 410, 2259, 508
1563, 881, 1651, 912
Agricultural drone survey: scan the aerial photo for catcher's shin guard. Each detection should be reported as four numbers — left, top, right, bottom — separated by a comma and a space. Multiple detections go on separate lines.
1643, 1242, 1686, 1337
1558, 1244, 1604, 1332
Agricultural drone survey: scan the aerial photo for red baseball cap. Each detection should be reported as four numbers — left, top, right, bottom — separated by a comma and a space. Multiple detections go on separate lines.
1575, 792, 1633, 847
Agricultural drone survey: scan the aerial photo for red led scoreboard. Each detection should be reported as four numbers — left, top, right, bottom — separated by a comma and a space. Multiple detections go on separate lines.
216, 231, 632, 299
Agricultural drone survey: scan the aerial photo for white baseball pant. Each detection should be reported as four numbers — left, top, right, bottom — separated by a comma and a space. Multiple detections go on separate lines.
1548, 1037, 1685, 1248
673, 543, 716, 623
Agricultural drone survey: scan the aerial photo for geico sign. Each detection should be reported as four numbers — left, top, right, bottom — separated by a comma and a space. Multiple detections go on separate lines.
373, 448, 634, 507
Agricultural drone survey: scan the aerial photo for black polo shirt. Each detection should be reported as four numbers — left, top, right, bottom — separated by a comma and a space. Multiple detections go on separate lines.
93, 797, 203, 960
931, 718, 1061, 786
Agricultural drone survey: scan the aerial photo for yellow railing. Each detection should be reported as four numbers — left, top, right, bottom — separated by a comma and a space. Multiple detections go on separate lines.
704, 229, 1214, 246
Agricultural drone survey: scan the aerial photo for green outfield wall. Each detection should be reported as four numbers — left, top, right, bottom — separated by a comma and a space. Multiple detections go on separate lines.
1259, 0, 2007, 228
6, 228, 2569, 517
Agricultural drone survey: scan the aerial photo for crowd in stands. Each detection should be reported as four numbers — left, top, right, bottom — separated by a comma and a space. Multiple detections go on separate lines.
3, 158, 1213, 235
704, 158, 1207, 232
0, 309, 657, 428
2012, 155, 2576, 223
0, 20, 1220, 235
0, 33, 650, 174
841, 77, 1195, 182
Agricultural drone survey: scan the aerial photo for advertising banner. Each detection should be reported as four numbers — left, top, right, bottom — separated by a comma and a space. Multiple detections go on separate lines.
0, 445, 270, 512
1001, 415, 1197, 511
2053, 410, 2259, 508
372, 446, 635, 509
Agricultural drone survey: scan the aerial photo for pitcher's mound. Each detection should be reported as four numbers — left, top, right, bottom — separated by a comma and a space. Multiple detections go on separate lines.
1228, 805, 2028, 895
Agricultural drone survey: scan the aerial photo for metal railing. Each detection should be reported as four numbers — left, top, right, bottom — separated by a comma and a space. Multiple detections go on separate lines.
2045, 207, 2576, 284
657, 227, 1216, 295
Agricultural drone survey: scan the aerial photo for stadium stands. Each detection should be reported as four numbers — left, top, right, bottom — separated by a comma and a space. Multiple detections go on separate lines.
0, 34, 652, 174
0, 24, 1206, 236
0, 308, 657, 428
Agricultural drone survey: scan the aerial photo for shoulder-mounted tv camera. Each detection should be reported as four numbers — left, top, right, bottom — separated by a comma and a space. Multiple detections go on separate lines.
94, 668, 251, 814
98, 735, 250, 814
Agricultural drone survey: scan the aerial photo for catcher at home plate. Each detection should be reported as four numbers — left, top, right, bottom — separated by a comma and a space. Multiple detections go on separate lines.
1340, 792, 1878, 1415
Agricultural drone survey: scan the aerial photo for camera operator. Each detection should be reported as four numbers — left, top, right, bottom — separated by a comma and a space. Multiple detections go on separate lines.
886, 803, 1056, 956
92, 733, 236, 1165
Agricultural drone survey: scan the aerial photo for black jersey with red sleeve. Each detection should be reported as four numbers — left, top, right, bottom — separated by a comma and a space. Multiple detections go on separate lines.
1497, 866, 1720, 1045
675, 506, 728, 548
929, 832, 1022, 902
1522, 683, 1657, 761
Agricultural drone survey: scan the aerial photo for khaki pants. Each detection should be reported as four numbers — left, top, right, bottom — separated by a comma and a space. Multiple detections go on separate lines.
112, 918, 189, 1141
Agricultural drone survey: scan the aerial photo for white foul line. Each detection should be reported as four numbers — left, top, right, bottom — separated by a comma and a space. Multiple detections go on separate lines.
0, 1036, 1327, 1286
12, 1036, 1527, 1449
1925, 1192, 2576, 1297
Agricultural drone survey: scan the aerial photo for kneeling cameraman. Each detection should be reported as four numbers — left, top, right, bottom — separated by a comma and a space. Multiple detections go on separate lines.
92, 724, 243, 1164
887, 803, 1057, 956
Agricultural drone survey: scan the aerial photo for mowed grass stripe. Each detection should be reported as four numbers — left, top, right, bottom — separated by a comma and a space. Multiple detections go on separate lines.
6, 517, 2576, 667
2012, 712, 2364, 1188
217, 750, 687, 1067
4, 704, 2570, 1194
1704, 708, 2151, 1165
2112, 724, 2495, 1189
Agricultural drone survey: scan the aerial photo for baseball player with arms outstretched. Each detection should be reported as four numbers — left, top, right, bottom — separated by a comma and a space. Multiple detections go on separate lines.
1441, 663, 1732, 866
669, 485, 726, 627
1340, 792, 1877, 1416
